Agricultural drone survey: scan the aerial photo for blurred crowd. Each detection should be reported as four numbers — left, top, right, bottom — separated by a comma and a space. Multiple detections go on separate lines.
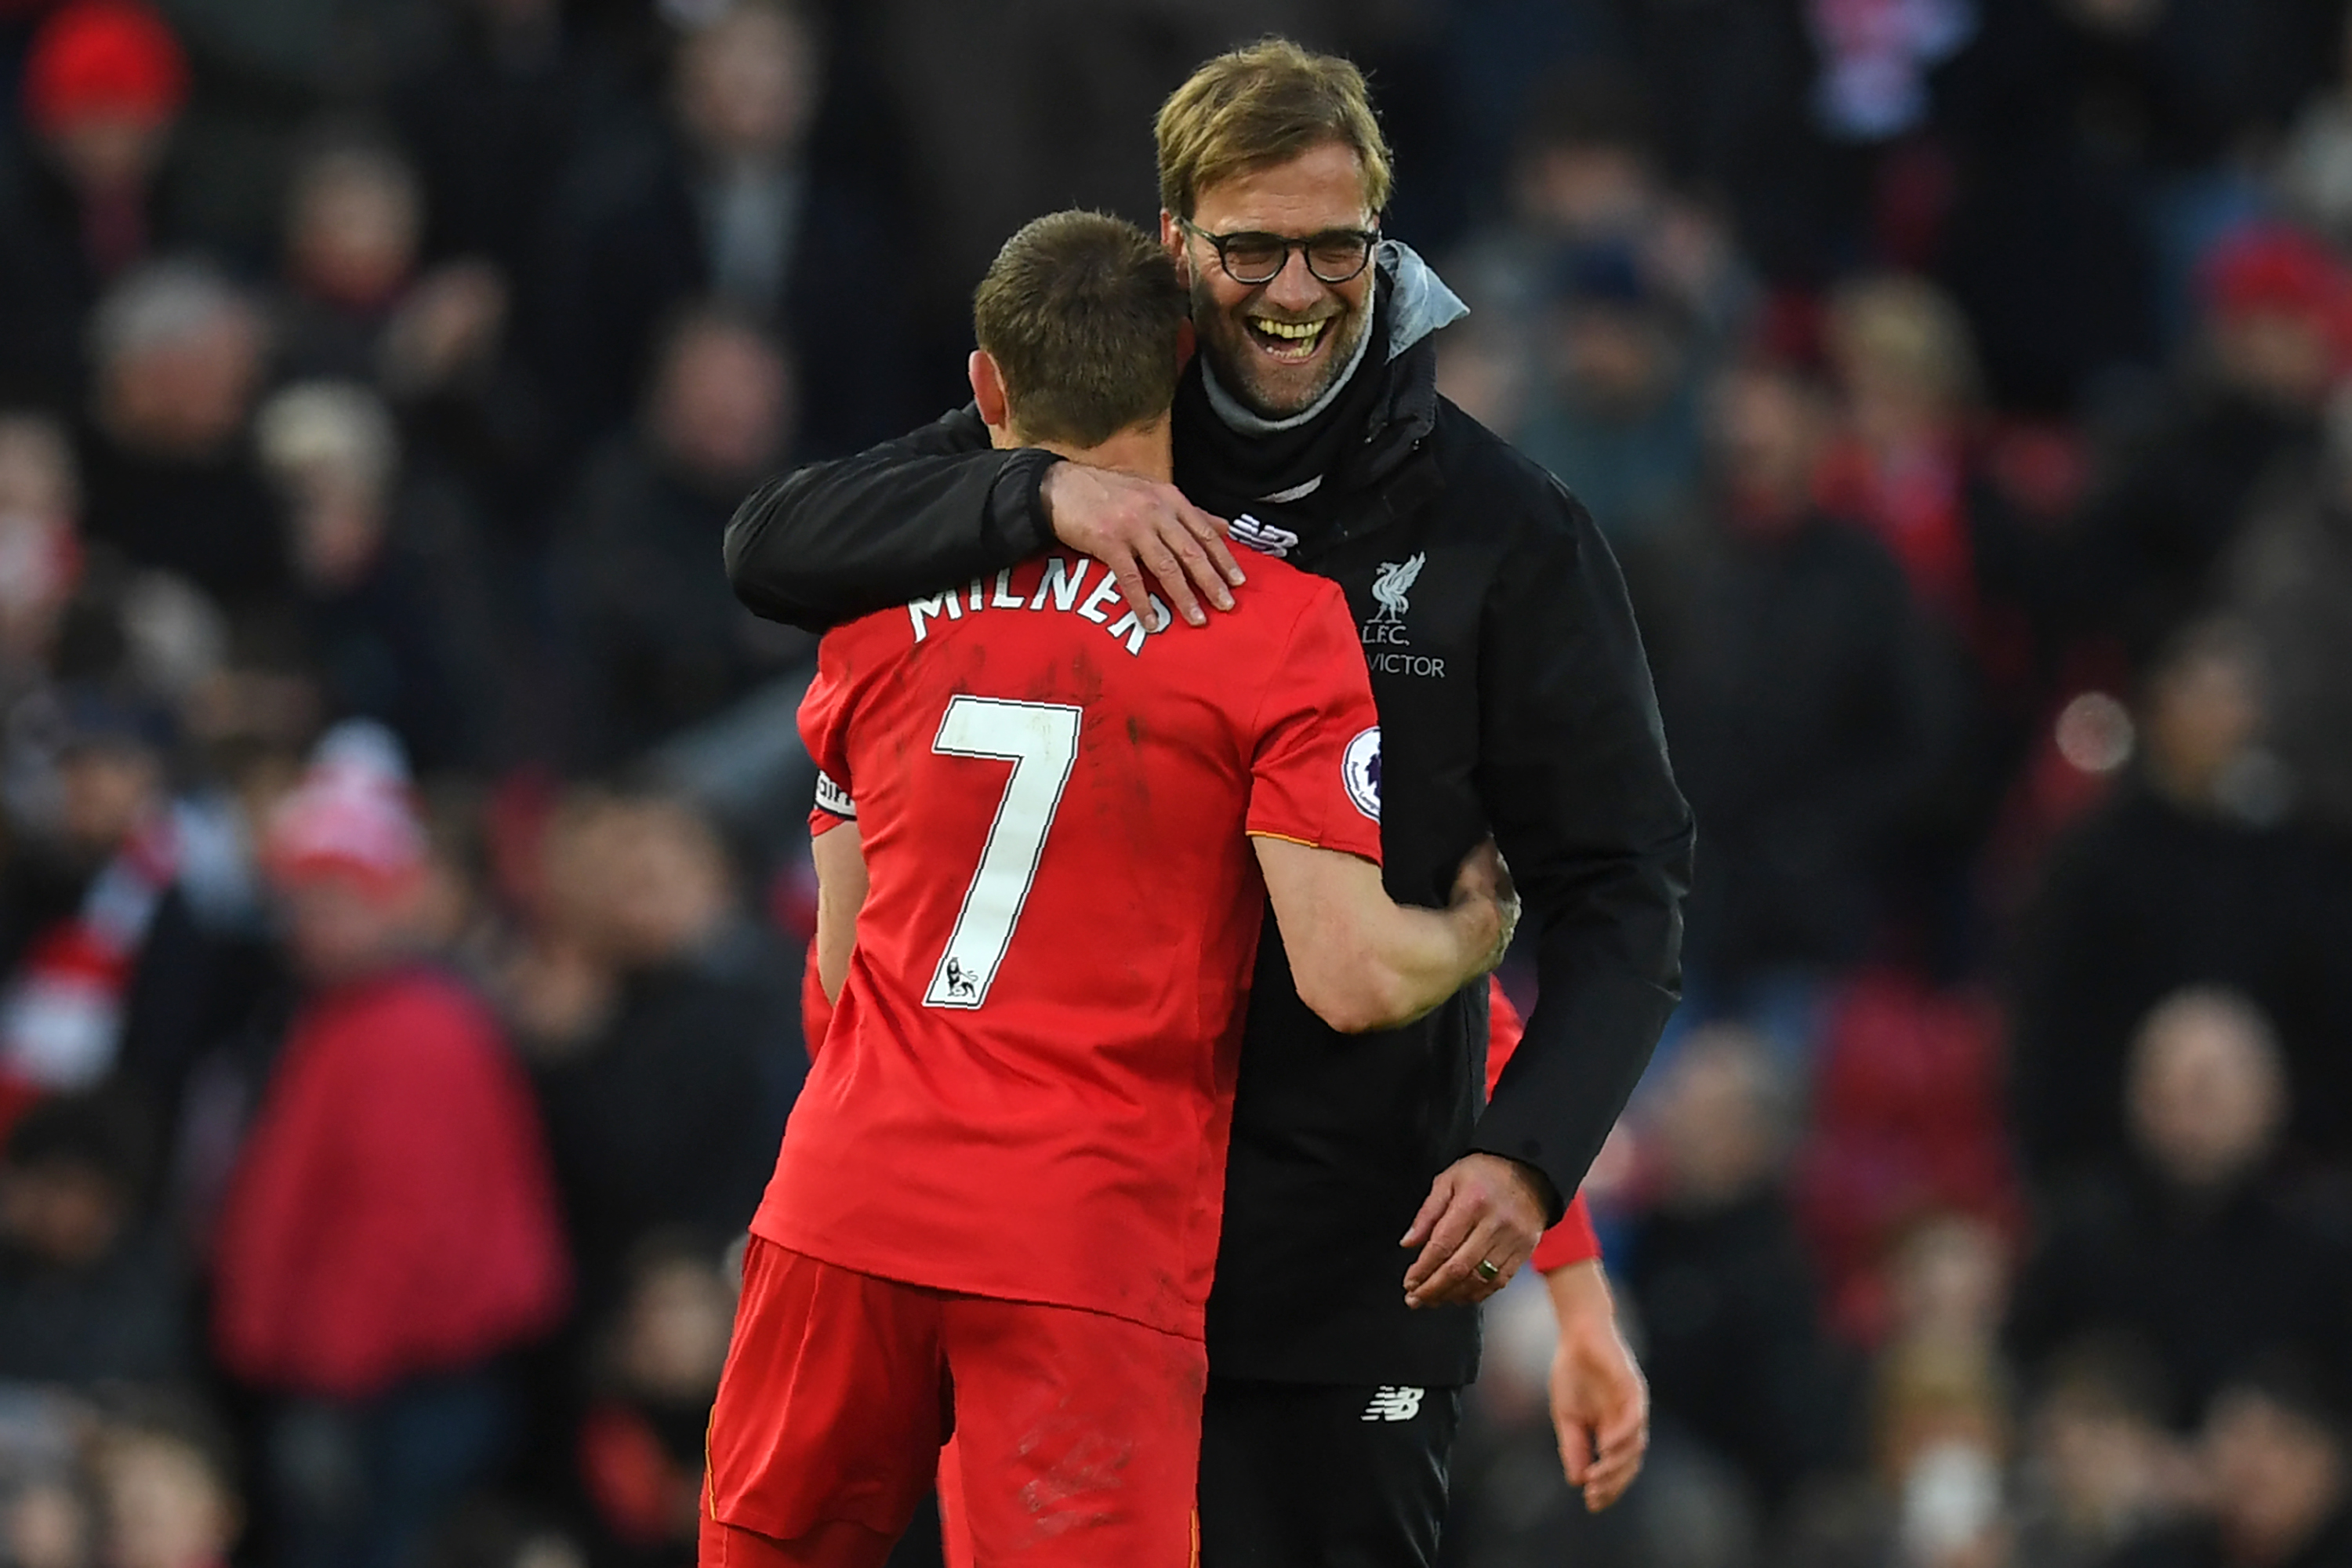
0, 1, 2347, 1566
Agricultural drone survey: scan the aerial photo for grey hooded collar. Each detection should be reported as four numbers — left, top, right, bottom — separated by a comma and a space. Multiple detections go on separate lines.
1201, 239, 1468, 437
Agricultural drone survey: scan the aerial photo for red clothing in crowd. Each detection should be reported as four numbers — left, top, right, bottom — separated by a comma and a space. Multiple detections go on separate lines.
212, 965, 569, 1399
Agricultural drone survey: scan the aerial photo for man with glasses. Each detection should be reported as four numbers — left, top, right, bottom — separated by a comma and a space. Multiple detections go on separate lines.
726, 39, 1692, 1567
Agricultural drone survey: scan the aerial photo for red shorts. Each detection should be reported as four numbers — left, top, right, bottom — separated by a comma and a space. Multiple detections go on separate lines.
701, 1238, 1204, 1568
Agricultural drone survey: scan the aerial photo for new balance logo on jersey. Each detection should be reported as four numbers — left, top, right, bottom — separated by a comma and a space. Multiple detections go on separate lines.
1362, 1386, 1425, 1422
1230, 514, 1300, 558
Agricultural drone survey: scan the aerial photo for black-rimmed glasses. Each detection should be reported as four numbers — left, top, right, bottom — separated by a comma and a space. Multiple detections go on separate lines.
1176, 218, 1381, 286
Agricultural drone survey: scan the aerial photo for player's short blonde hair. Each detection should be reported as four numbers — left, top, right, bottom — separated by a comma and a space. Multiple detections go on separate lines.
1155, 38, 1392, 222
972, 210, 1188, 449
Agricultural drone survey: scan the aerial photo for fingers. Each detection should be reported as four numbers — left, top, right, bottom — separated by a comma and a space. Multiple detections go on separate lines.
1402, 1183, 1474, 1289
1399, 1173, 1453, 1250
1131, 532, 1207, 627
1584, 1434, 1646, 1511
1176, 503, 1245, 587
1555, 1409, 1595, 1486
1156, 518, 1236, 612
1582, 1390, 1650, 1510
1046, 467, 1238, 630
1406, 1213, 1529, 1308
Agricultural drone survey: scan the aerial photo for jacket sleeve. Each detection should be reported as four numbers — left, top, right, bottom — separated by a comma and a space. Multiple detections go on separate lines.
1485, 976, 1603, 1270
1468, 480, 1694, 1221
724, 405, 1061, 632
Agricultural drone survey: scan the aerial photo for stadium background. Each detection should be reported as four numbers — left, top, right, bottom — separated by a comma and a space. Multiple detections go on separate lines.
2, 0, 2350, 1565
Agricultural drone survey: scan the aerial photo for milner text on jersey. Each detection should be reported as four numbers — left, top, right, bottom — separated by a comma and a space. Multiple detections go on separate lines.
906, 556, 1171, 657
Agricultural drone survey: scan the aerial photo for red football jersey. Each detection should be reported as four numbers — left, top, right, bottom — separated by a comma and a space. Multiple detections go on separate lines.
756, 550, 1385, 1339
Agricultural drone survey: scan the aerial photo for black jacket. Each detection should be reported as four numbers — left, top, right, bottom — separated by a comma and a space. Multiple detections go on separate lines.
724, 351, 1693, 1385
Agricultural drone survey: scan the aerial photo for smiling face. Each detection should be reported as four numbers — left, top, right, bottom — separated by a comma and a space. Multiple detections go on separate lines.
1167, 141, 1377, 419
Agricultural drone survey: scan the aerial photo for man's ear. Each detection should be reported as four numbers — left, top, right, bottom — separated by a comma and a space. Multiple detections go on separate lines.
970, 349, 1011, 432
1161, 210, 1191, 285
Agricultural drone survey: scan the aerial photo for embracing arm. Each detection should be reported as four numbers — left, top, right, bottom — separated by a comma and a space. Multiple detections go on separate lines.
726, 408, 1053, 632
1253, 836, 1516, 1036
725, 406, 1243, 633
1472, 481, 1695, 1215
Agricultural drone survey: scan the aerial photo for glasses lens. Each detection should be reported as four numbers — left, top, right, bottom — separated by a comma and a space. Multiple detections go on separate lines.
1219, 235, 1287, 283
1307, 233, 1372, 281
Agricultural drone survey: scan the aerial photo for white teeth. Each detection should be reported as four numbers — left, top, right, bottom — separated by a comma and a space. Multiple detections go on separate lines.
1250, 318, 1325, 342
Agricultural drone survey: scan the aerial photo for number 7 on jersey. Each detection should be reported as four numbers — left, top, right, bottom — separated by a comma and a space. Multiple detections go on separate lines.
925, 695, 1082, 1010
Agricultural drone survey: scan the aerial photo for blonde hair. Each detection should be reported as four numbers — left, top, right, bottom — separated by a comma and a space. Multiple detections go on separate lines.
1827, 273, 1982, 410
1155, 38, 1392, 222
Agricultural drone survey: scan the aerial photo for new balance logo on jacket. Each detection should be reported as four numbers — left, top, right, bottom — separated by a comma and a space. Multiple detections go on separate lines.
1361, 1385, 1425, 1422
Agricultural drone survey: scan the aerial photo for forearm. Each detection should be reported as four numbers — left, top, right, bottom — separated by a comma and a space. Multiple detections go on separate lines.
1258, 837, 1503, 1035
724, 412, 1057, 631
1544, 1254, 1613, 1320
1331, 900, 1500, 1034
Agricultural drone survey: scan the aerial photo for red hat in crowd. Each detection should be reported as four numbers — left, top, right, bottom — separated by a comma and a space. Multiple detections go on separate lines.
2201, 223, 2352, 326
263, 722, 428, 902
20, 0, 189, 136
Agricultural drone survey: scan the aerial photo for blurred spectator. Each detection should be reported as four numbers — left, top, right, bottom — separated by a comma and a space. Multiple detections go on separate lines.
1444, 64, 1748, 541
2007, 989, 2352, 1431
571, 1236, 732, 1566
0, 691, 245, 1122
2006, 622, 2352, 1182
253, 380, 499, 769
1795, 976, 2020, 1343
274, 132, 432, 384
508, 786, 798, 1319
87, 1394, 241, 1568
1619, 1025, 1852, 1519
75, 262, 292, 627
1785, 1338, 2015, 1568
1820, 274, 1991, 633
0, 1091, 186, 1386
0, 417, 89, 701
2068, 225, 2346, 666
387, 0, 613, 286
1513, 245, 1709, 545
2275, 6, 2352, 252
1880, 1212, 2013, 1360
534, 0, 909, 460
0, 1396, 96, 1568
0, 0, 191, 407
1637, 354, 1955, 993
2224, 390, 2352, 838
2158, 1368, 2352, 1568
558, 309, 807, 766
2011, 1340, 2190, 1568
211, 724, 568, 1568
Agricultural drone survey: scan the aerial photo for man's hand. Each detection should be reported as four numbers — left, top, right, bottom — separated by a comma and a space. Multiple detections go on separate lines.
1547, 1261, 1649, 1512
1040, 463, 1243, 630
1401, 1152, 1550, 1308
1449, 840, 1520, 975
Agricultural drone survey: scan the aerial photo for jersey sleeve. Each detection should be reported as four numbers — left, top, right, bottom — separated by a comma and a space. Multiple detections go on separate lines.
1243, 583, 1385, 865
798, 632, 860, 838
1486, 976, 1602, 1272
808, 771, 857, 838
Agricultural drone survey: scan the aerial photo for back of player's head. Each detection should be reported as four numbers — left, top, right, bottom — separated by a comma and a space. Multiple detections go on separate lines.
972, 210, 1187, 449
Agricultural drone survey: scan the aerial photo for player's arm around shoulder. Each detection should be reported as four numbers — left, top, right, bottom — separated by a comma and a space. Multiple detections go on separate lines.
1239, 573, 1519, 1033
